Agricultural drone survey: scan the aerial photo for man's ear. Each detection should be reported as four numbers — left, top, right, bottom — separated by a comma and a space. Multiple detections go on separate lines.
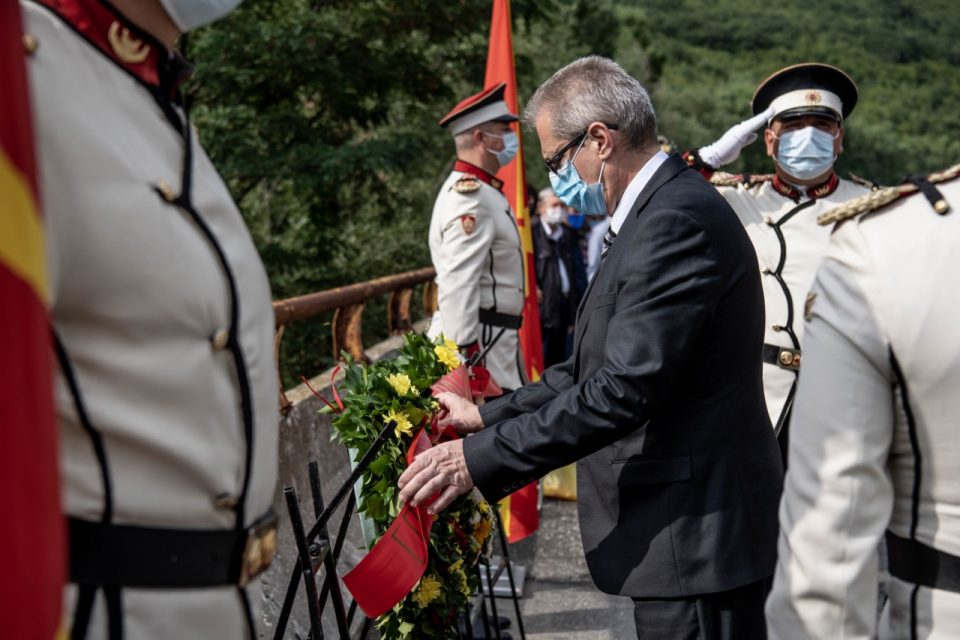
763, 128, 777, 158
587, 122, 615, 161
472, 128, 486, 148
835, 126, 845, 155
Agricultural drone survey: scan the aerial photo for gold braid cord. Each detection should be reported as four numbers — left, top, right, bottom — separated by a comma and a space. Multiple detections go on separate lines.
818, 163, 960, 226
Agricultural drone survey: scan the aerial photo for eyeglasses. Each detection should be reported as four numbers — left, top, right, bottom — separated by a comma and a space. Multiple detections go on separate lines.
543, 123, 619, 174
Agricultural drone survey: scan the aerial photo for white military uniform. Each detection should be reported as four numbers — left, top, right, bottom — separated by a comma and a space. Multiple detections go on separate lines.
714, 173, 869, 432
766, 171, 960, 639
24, 1, 278, 637
428, 162, 526, 390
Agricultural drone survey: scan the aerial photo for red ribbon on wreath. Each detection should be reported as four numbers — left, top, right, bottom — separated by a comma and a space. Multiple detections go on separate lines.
343, 364, 495, 618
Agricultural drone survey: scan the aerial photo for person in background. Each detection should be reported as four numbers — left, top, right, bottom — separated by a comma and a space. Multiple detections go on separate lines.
23, 0, 279, 636
532, 187, 586, 367
766, 166, 960, 639
683, 63, 871, 461
428, 83, 526, 392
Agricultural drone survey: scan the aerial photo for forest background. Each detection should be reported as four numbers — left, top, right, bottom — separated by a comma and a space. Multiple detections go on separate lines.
187, 0, 960, 386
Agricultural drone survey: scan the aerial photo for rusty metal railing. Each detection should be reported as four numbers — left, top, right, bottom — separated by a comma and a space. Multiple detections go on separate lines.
272, 267, 438, 415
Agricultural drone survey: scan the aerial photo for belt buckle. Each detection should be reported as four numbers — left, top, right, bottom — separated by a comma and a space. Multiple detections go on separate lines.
239, 512, 279, 587
777, 347, 801, 371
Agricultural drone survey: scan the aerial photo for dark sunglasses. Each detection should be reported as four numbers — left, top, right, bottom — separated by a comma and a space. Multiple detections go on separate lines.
544, 123, 619, 174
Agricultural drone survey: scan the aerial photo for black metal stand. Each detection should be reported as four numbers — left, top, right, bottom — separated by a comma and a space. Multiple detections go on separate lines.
270, 420, 528, 640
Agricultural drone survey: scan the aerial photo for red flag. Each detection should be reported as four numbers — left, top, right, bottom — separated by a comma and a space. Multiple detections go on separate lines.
0, 2, 66, 637
484, 0, 540, 544
343, 428, 436, 618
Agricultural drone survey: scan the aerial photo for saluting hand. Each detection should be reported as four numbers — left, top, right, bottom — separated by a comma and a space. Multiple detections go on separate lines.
398, 439, 474, 514
698, 105, 776, 169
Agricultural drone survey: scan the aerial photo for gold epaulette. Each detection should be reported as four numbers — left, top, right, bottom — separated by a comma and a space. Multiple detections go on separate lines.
452, 175, 481, 193
709, 172, 773, 188
818, 163, 960, 226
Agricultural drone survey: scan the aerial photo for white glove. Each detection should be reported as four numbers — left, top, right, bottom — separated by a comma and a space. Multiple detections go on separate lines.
698, 105, 776, 169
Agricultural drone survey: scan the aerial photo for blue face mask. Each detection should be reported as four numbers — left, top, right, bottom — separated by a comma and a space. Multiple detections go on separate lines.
548, 138, 607, 215
484, 131, 519, 166
566, 214, 585, 229
775, 126, 837, 181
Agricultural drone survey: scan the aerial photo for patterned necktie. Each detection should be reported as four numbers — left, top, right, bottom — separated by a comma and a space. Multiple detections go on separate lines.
601, 226, 617, 260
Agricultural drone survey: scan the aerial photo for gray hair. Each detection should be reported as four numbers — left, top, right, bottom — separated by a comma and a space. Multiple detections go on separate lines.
524, 56, 657, 150
537, 186, 556, 201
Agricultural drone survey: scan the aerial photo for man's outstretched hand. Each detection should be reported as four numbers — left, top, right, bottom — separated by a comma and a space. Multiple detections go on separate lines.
436, 391, 484, 434
398, 439, 475, 514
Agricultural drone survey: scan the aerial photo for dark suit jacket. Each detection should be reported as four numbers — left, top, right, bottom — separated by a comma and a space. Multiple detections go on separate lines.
463, 154, 783, 598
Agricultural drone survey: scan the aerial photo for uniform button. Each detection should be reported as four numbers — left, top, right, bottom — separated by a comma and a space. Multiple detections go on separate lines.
214, 493, 239, 509
763, 216, 774, 225
761, 267, 771, 275
22, 34, 38, 55
772, 324, 784, 332
935, 199, 950, 214
156, 179, 176, 202
779, 351, 794, 366
211, 328, 230, 350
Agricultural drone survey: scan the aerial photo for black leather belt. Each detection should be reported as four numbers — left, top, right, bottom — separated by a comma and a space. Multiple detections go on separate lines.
69, 511, 278, 588
479, 308, 523, 330
762, 343, 801, 371
886, 530, 960, 593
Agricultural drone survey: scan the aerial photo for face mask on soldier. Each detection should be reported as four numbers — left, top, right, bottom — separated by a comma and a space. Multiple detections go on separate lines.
483, 131, 519, 167
774, 126, 838, 181
158, 0, 243, 31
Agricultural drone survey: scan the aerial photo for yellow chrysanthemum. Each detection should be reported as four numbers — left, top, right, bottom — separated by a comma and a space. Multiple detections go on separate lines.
443, 337, 459, 352
384, 408, 413, 438
434, 343, 461, 371
446, 558, 473, 597
411, 574, 443, 608
473, 516, 493, 545
387, 372, 414, 397
477, 499, 490, 515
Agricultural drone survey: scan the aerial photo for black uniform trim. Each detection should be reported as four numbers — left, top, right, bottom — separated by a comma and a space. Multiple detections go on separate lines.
52, 332, 114, 524
238, 587, 256, 639
760, 199, 817, 444
488, 248, 498, 312
165, 118, 257, 531
70, 586, 96, 640
890, 348, 922, 640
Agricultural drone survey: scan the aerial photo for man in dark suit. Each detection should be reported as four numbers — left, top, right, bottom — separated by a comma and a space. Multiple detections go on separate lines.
399, 56, 783, 638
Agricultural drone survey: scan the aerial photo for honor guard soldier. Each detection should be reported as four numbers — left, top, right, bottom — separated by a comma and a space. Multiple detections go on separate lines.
428, 83, 527, 391
767, 165, 960, 638
22, 0, 278, 637
683, 63, 871, 453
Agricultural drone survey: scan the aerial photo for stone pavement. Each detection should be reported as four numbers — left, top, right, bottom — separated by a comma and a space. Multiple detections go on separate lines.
495, 498, 635, 640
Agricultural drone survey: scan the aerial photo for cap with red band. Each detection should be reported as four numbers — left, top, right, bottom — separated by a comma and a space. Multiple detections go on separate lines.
439, 83, 519, 136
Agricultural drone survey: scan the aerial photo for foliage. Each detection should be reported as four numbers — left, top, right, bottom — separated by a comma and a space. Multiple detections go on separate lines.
184, 0, 959, 387
632, 0, 960, 185
330, 334, 494, 638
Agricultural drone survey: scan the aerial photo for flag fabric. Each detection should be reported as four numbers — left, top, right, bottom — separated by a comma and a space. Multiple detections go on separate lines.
484, 0, 543, 384
0, 2, 65, 638
484, 0, 540, 544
